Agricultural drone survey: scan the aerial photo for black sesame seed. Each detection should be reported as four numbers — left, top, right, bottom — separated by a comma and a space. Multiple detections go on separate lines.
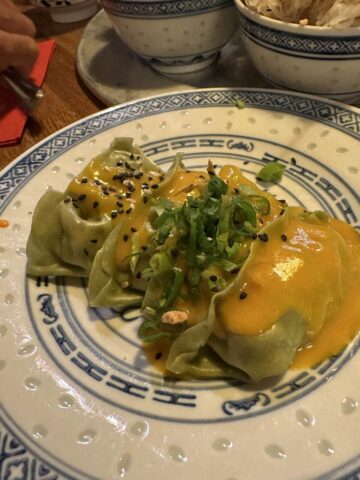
239, 291, 248, 300
212, 286, 221, 293
125, 192, 131, 199
112, 174, 119, 181
81, 177, 88, 183
290, 157, 297, 165
84, 248, 89, 256
243, 161, 250, 165
90, 239, 98, 243
258, 233, 268, 242
130, 153, 135, 160
143, 196, 148, 204
116, 161, 123, 167
280, 209, 285, 216
251, 233, 258, 240
148, 176, 153, 181
93, 201, 99, 208
281, 234, 287, 242
116, 201, 123, 208
279, 199, 287, 204
78, 194, 87, 201
139, 171, 144, 177
117, 209, 125, 214
111, 211, 118, 219
123, 234, 129, 242
64, 197, 71, 203
234, 187, 240, 194
108, 186, 116, 192
125, 208, 132, 214
159, 175, 165, 182
209, 275, 217, 282
155, 352, 162, 360
131, 227, 137, 233
142, 182, 149, 188
103, 191, 109, 196
136, 271, 141, 279
94, 179, 101, 185
134, 173, 141, 179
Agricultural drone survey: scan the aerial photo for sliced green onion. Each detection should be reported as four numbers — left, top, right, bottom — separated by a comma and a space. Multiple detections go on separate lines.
216, 194, 232, 252
160, 268, 185, 311
203, 175, 228, 201
236, 99, 246, 110
214, 257, 242, 272
139, 320, 172, 342
247, 195, 271, 216
142, 252, 172, 279
187, 212, 198, 267
232, 199, 257, 229
257, 162, 286, 183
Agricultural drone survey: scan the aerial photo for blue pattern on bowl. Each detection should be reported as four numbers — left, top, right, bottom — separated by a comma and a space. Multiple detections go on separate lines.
103, 0, 233, 18
239, 15, 360, 59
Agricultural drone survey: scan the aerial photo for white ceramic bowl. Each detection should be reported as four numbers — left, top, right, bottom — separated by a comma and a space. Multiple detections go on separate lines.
235, 0, 360, 102
102, 0, 239, 74
31, 0, 98, 23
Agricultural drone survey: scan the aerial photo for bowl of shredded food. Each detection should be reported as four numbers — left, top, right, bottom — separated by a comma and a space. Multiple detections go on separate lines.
235, 0, 360, 102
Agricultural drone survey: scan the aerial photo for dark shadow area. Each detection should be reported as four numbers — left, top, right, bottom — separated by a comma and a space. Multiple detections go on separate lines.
27, 6, 98, 39
27, 116, 43, 137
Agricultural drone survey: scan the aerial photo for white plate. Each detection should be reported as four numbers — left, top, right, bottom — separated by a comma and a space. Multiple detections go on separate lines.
0, 88, 359, 480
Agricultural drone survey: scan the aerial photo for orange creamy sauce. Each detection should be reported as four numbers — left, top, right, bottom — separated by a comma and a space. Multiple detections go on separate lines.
67, 157, 207, 270
217, 210, 360, 368
293, 219, 360, 368
0, 219, 9, 228
143, 338, 173, 374
68, 157, 360, 373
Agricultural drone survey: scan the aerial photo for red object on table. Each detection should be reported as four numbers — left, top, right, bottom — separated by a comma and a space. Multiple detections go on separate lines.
0, 39, 56, 148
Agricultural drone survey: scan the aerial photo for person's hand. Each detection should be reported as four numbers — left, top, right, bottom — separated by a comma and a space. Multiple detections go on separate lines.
0, 0, 39, 77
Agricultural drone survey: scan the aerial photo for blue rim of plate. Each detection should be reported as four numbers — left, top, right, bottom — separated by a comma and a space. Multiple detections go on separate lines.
1, 88, 360, 480
1, 88, 359, 211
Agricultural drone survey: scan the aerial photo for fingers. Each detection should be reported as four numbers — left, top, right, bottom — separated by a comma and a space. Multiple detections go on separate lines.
1, 0, 19, 12
0, 1, 39, 76
0, 30, 39, 76
0, 3, 36, 38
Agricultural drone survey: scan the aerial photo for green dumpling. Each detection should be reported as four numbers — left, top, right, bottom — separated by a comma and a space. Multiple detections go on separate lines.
27, 137, 161, 277
166, 207, 355, 382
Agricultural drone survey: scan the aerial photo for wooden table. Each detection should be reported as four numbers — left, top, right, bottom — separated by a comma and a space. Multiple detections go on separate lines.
0, 5, 105, 170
